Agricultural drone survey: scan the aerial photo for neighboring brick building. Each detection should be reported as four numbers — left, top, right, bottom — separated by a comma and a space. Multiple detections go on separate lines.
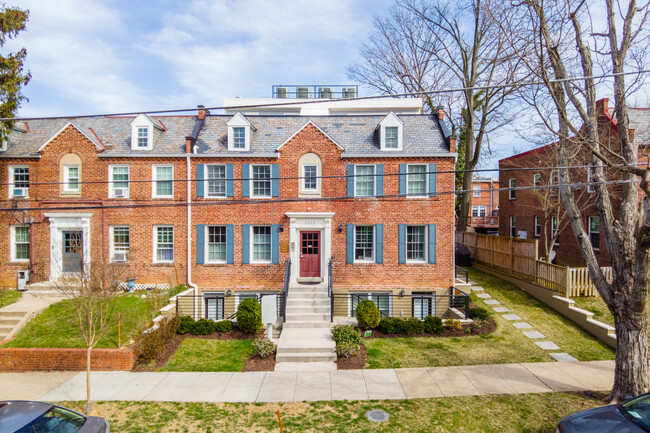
468, 177, 498, 233
498, 99, 648, 267
0, 93, 459, 320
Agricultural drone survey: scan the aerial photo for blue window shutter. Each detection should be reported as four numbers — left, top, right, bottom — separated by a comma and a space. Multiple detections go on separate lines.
271, 164, 280, 197
242, 164, 250, 197
375, 164, 384, 197
226, 224, 234, 264
271, 224, 280, 264
399, 164, 407, 196
429, 163, 437, 197
347, 164, 355, 197
398, 224, 406, 264
196, 164, 205, 197
376, 224, 384, 264
196, 224, 204, 264
242, 224, 250, 264
428, 224, 437, 264
226, 164, 234, 197
346, 224, 354, 264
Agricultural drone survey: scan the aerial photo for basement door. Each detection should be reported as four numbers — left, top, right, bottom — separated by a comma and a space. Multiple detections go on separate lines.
299, 231, 321, 278
62, 230, 83, 273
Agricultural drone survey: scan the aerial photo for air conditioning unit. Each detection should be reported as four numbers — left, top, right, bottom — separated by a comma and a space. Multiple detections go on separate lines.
275, 87, 288, 99
342, 87, 357, 98
113, 252, 128, 262
13, 188, 26, 198
296, 87, 310, 99
113, 188, 127, 198
318, 87, 334, 99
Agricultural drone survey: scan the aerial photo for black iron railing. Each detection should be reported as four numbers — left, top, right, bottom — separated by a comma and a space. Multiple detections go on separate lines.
328, 257, 333, 322
283, 258, 291, 323
175, 293, 284, 321
455, 266, 469, 283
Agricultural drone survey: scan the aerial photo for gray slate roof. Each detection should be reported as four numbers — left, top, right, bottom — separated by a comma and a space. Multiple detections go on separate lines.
629, 108, 650, 146
1, 114, 451, 158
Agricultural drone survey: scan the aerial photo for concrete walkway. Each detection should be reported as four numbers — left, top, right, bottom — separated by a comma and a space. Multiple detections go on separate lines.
0, 360, 614, 403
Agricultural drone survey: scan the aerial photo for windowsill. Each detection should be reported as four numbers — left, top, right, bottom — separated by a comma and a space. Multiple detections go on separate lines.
110, 261, 130, 266
229, 148, 249, 152
202, 263, 229, 266
152, 196, 174, 199
10, 196, 29, 199
404, 261, 428, 265
203, 196, 229, 200
406, 196, 429, 200
250, 196, 273, 199
11, 259, 29, 263
61, 190, 80, 195
249, 262, 273, 265
152, 262, 174, 266
109, 196, 130, 200
353, 261, 377, 265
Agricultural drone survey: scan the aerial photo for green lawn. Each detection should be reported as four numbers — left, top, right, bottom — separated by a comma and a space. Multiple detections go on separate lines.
0, 289, 21, 309
573, 296, 616, 327
469, 268, 615, 361
159, 339, 255, 372
4, 291, 173, 349
61, 392, 607, 433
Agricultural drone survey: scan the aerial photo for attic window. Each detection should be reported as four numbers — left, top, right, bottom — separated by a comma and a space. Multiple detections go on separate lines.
385, 127, 398, 149
227, 113, 252, 151
233, 127, 246, 149
130, 114, 158, 150
378, 112, 403, 151
137, 128, 149, 148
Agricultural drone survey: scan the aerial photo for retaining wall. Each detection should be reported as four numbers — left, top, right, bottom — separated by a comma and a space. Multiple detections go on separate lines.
0, 347, 137, 372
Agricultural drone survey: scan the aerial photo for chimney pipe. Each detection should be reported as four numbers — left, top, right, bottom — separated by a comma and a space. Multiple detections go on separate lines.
198, 105, 209, 120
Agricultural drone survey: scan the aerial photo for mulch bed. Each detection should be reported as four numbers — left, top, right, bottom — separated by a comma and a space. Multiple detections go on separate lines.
243, 353, 276, 371
337, 344, 368, 370
365, 316, 496, 339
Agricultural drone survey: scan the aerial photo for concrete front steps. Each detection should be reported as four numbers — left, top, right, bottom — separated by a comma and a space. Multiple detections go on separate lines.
275, 283, 336, 370
0, 311, 29, 341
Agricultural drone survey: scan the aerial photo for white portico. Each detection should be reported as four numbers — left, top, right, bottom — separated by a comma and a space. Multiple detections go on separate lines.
44, 213, 92, 281
285, 212, 334, 285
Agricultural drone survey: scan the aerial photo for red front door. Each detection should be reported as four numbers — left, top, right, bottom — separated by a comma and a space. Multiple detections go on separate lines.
300, 231, 321, 278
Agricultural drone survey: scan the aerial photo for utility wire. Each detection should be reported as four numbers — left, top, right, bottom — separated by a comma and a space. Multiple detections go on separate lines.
3, 70, 649, 122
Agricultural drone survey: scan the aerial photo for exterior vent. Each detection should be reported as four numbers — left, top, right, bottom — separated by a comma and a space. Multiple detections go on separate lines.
13, 188, 26, 197
276, 87, 288, 99
319, 87, 334, 99
113, 188, 127, 198
113, 252, 128, 262
342, 87, 357, 98
297, 87, 310, 99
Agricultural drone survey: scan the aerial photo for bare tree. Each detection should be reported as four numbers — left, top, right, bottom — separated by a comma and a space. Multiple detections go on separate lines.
349, 0, 520, 231
491, 0, 650, 401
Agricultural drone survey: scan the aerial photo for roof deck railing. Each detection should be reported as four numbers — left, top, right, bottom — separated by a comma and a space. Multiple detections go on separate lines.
271, 85, 359, 100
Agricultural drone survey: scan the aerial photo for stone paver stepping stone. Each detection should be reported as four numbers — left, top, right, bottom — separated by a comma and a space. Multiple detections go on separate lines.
502, 314, 522, 321
549, 353, 579, 362
523, 331, 545, 339
476, 293, 491, 299
535, 341, 561, 350
513, 322, 533, 329
471, 286, 484, 292
484, 299, 500, 305
493, 307, 511, 313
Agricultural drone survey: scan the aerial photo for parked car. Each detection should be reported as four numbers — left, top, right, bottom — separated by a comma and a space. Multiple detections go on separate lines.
0, 401, 109, 433
556, 392, 650, 432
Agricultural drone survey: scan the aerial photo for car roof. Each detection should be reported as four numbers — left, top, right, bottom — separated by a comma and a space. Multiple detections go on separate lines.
0, 401, 55, 433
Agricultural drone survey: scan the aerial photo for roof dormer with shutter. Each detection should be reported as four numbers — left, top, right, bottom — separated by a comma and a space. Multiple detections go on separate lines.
378, 112, 404, 151
130, 114, 165, 151
227, 113, 255, 152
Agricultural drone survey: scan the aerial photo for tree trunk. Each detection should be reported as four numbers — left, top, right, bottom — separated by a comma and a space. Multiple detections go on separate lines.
86, 346, 92, 414
611, 309, 649, 401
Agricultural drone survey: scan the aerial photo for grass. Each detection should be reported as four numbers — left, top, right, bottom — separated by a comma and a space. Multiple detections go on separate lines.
59, 392, 607, 433
159, 339, 255, 372
0, 289, 21, 309
4, 288, 179, 349
468, 268, 615, 362
573, 296, 616, 327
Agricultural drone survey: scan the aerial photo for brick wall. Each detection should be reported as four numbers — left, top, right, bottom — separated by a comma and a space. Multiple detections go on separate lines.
0, 347, 137, 371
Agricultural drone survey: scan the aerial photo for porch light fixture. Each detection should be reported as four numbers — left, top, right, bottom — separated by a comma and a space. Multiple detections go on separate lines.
279, 223, 284, 232
338, 224, 343, 233
226, 289, 232, 296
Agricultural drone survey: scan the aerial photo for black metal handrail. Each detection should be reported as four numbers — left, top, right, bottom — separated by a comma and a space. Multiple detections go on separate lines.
328, 257, 334, 322
175, 293, 284, 321
455, 266, 469, 283
283, 258, 291, 323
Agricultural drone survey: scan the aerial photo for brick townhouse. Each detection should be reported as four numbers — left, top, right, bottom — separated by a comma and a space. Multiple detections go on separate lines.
0, 90, 460, 321
498, 98, 648, 267
468, 177, 499, 233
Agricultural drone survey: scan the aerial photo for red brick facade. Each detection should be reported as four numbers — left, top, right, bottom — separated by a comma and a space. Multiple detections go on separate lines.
0, 347, 137, 371
468, 178, 499, 233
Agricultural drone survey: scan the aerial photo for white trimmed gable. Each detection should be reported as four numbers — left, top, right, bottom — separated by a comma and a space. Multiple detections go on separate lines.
276, 120, 344, 151
378, 112, 404, 151
37, 121, 104, 152
227, 113, 254, 151
130, 114, 163, 151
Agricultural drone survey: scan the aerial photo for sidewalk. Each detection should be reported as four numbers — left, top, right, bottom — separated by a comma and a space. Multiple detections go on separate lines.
0, 360, 614, 403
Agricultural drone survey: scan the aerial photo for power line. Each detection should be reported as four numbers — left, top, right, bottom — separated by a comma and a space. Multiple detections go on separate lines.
4, 70, 649, 122
0, 178, 639, 213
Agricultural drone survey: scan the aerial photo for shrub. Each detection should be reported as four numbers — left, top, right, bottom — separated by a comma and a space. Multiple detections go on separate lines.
214, 320, 233, 333
403, 317, 425, 334
445, 319, 463, 331
355, 300, 380, 330
236, 298, 262, 334
331, 324, 361, 345
191, 318, 215, 335
378, 317, 402, 334
136, 315, 180, 365
424, 316, 444, 334
469, 307, 490, 321
252, 337, 276, 358
177, 316, 195, 334
336, 340, 360, 358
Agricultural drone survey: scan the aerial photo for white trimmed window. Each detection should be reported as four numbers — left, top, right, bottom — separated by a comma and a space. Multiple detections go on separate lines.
471, 206, 487, 217
130, 114, 155, 150
206, 164, 227, 198
207, 225, 227, 263
154, 226, 174, 263
407, 164, 427, 196
589, 216, 600, 250
251, 165, 271, 198
227, 113, 252, 151
303, 165, 318, 191
379, 112, 403, 151
153, 165, 173, 198
509, 178, 516, 200
204, 293, 225, 320
233, 127, 246, 149
351, 292, 391, 317
235, 292, 261, 311
355, 165, 375, 196
473, 185, 481, 197
251, 226, 272, 263
587, 166, 594, 193
510, 216, 516, 237
550, 171, 559, 196
406, 225, 427, 262
533, 173, 541, 187
137, 127, 149, 148
551, 217, 559, 245
11, 225, 29, 262
9, 165, 29, 198
385, 127, 399, 149
354, 225, 375, 262
109, 165, 130, 198
534, 216, 541, 237
63, 165, 80, 192
413, 293, 435, 319
110, 226, 130, 262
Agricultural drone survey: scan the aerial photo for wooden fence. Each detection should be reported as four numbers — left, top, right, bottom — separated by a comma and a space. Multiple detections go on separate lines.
456, 231, 610, 298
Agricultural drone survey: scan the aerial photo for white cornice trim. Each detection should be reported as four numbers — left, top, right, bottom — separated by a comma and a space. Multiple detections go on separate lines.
38, 122, 104, 152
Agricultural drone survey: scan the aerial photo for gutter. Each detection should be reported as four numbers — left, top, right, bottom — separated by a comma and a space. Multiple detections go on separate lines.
98, 153, 279, 158
186, 154, 199, 313
341, 152, 457, 159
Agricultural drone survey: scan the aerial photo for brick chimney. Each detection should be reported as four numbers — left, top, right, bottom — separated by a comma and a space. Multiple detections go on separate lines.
437, 106, 445, 120
449, 134, 456, 153
185, 136, 194, 154
198, 105, 209, 120
630, 128, 635, 143
596, 98, 609, 116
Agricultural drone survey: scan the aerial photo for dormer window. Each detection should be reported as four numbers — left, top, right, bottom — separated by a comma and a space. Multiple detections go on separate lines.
227, 113, 253, 151
130, 113, 163, 151
378, 112, 403, 151
0, 137, 7, 152
137, 127, 149, 148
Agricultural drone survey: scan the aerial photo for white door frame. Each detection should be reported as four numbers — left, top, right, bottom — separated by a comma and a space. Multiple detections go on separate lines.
285, 212, 334, 285
44, 213, 92, 281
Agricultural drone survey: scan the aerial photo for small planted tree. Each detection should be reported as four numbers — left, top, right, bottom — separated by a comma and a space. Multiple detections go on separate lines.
236, 298, 262, 334
355, 299, 381, 330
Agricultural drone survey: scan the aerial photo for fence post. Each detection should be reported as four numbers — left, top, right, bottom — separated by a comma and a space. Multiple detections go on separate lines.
510, 237, 514, 276
533, 239, 539, 282
565, 268, 572, 298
